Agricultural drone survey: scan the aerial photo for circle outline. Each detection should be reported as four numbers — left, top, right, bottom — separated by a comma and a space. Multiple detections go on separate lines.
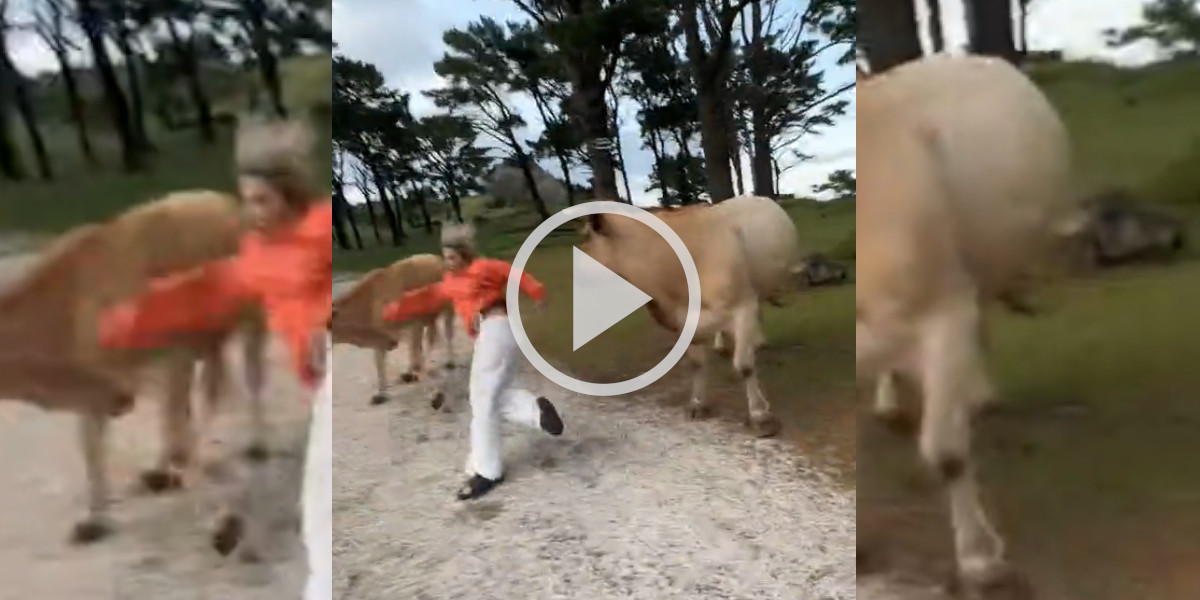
506, 201, 702, 397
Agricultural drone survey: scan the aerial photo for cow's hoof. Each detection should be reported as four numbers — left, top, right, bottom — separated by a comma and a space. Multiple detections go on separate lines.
687, 404, 713, 420
949, 561, 1032, 600
749, 415, 781, 438
70, 518, 113, 545
211, 514, 244, 557
243, 443, 270, 462
140, 468, 184, 493
430, 392, 446, 411
398, 372, 419, 384
875, 408, 918, 437
369, 393, 389, 406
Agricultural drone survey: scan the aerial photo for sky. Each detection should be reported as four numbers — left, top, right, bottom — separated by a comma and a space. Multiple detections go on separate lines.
5, 0, 1167, 205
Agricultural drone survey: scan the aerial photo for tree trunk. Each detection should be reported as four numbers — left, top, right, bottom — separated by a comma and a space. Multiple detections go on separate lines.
370, 165, 403, 245
747, 0, 775, 198
673, 129, 698, 205
510, 144, 551, 219
858, 0, 924, 73
358, 181, 383, 244
680, 0, 737, 202
51, 49, 97, 166
243, 0, 288, 117
165, 17, 215, 143
964, 0, 1019, 63
111, 19, 153, 153
570, 82, 619, 200
1018, 0, 1030, 56
927, 0, 946, 53
10, 71, 53, 180
77, 0, 142, 171
332, 183, 352, 250
648, 127, 667, 202
413, 188, 434, 233
444, 177, 464, 223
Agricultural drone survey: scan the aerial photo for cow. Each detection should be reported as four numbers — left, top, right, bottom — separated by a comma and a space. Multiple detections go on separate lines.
579, 194, 804, 437
857, 54, 1088, 592
0, 190, 270, 551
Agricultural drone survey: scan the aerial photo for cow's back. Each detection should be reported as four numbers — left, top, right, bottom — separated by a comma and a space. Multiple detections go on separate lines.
858, 54, 1081, 303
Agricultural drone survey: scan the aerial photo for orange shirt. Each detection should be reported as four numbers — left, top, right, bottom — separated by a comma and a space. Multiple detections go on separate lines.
381, 257, 545, 337
98, 202, 333, 388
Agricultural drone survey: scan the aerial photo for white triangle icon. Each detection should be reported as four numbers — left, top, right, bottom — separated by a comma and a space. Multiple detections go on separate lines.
572, 248, 652, 351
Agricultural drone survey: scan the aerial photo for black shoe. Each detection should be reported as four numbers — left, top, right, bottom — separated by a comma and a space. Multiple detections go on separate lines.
456, 474, 504, 501
537, 397, 564, 436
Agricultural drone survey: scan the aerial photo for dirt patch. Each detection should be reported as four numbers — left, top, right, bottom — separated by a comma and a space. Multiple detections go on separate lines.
331, 316, 856, 599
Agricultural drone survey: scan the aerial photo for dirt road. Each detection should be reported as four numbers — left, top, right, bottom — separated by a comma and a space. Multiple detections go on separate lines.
331, 282, 860, 599
0, 251, 308, 600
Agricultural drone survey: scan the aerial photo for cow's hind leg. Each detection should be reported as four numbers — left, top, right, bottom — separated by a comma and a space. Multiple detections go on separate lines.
685, 343, 713, 420
71, 413, 114, 543
370, 348, 390, 405
141, 352, 195, 493
398, 324, 423, 383
915, 300, 1019, 594
731, 302, 778, 438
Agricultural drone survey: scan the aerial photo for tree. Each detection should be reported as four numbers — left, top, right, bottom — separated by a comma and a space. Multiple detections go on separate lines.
927, 0, 946, 53
621, 32, 705, 204
857, 0, 921, 72
509, 0, 668, 200
506, 20, 581, 204
678, 0, 758, 202
141, 0, 218, 143
963, 0, 1019, 63
428, 18, 551, 219
0, 0, 26, 180
78, 0, 144, 171
812, 168, 854, 200
740, 0, 854, 198
1105, 0, 1200, 58
332, 54, 406, 245
415, 114, 491, 224
33, 0, 97, 164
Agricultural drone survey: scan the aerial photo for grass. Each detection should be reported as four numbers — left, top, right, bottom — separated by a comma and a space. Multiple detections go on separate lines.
0, 53, 332, 233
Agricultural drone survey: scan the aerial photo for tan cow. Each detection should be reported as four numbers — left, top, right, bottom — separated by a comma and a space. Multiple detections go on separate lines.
579, 194, 803, 437
857, 54, 1088, 591
331, 253, 455, 407
0, 190, 270, 549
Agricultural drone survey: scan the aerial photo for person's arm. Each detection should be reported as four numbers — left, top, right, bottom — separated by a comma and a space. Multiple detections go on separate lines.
381, 283, 450, 323
99, 258, 252, 350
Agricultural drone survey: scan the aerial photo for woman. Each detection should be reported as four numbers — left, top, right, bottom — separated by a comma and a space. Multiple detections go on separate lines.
382, 223, 564, 501
96, 118, 333, 600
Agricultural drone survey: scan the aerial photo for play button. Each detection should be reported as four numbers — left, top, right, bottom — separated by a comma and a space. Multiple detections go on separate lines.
571, 248, 652, 350
507, 201, 702, 397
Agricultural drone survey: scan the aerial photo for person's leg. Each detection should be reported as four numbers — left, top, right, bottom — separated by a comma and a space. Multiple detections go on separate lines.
461, 317, 510, 499
302, 336, 333, 600
489, 318, 565, 436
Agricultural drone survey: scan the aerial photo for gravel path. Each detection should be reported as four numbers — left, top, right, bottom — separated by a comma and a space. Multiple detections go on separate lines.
331, 283, 858, 599
0, 250, 309, 600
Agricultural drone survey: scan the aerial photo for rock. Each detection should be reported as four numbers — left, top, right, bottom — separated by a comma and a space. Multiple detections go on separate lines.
800, 253, 850, 287
1080, 188, 1186, 267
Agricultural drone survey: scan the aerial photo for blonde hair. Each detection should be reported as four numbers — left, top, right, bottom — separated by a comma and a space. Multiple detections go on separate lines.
440, 221, 477, 258
234, 115, 319, 208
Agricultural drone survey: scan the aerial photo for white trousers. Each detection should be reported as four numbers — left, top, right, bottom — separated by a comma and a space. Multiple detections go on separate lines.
302, 335, 333, 600
467, 314, 543, 480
